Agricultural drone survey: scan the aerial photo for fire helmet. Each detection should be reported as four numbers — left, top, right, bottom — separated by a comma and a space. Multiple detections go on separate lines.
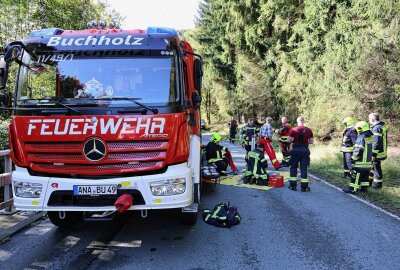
342, 117, 355, 127
354, 121, 370, 134
210, 133, 222, 143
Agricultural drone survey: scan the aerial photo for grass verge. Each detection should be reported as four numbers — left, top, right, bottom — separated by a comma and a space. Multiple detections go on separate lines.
310, 142, 400, 216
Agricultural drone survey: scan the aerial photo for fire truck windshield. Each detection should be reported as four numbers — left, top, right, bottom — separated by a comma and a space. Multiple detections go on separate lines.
16, 52, 179, 108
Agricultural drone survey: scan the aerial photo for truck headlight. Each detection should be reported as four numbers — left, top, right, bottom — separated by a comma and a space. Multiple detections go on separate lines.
150, 179, 186, 196
14, 181, 42, 198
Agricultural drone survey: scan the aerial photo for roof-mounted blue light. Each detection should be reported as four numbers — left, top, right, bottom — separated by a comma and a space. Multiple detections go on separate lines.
29, 28, 64, 37
146, 27, 178, 35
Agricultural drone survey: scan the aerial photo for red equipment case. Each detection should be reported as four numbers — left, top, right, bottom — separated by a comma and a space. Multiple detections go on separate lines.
269, 174, 284, 187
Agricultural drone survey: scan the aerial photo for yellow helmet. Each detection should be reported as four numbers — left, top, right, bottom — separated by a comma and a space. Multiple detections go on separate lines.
342, 117, 355, 127
210, 133, 222, 143
354, 121, 370, 134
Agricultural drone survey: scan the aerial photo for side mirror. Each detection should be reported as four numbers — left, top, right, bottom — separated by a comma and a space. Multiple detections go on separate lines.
4, 45, 22, 63
0, 91, 11, 107
192, 92, 201, 107
194, 58, 203, 93
0, 55, 8, 89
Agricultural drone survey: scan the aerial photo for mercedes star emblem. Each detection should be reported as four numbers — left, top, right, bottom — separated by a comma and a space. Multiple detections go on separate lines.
83, 138, 107, 162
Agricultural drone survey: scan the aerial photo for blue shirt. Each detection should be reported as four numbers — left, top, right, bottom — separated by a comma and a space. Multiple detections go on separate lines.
260, 123, 273, 139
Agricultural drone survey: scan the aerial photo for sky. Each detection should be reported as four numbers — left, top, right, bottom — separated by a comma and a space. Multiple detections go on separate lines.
108, 0, 202, 30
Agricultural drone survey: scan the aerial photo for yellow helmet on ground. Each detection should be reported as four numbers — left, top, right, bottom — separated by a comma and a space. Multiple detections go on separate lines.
354, 121, 370, 134
342, 117, 355, 127
210, 133, 222, 143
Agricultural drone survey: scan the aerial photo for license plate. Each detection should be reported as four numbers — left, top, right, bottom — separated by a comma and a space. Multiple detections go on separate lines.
73, 185, 117, 195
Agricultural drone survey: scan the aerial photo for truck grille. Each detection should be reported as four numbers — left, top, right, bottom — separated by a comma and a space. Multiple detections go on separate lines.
25, 141, 168, 176
29, 151, 165, 162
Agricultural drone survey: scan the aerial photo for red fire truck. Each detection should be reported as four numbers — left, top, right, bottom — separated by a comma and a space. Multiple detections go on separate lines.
0, 23, 203, 227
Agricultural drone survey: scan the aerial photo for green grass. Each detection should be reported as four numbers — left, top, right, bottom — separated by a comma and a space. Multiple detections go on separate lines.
310, 142, 400, 215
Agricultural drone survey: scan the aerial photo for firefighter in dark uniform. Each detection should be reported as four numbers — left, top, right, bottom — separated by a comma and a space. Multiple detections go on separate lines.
228, 117, 238, 143
340, 117, 357, 179
287, 116, 314, 192
343, 121, 374, 193
242, 143, 269, 185
277, 116, 292, 167
241, 118, 260, 153
368, 113, 388, 189
206, 133, 237, 175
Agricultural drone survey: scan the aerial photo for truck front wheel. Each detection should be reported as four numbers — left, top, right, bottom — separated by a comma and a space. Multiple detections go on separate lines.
194, 182, 200, 204
48, 211, 83, 228
179, 211, 198, 225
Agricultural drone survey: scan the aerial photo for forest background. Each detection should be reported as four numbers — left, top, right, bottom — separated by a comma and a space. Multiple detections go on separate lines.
183, 0, 400, 143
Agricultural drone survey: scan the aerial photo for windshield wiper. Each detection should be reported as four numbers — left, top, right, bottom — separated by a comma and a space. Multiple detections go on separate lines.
52, 98, 82, 115
19, 98, 82, 115
94, 97, 158, 114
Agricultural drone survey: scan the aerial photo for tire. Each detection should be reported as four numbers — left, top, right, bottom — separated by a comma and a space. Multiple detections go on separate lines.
194, 183, 201, 204
179, 211, 198, 225
48, 211, 83, 228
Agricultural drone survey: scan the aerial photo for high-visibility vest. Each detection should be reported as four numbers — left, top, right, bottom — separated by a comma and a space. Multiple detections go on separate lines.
352, 132, 373, 169
241, 125, 260, 140
206, 142, 227, 163
340, 125, 357, 152
371, 121, 388, 160
243, 149, 268, 179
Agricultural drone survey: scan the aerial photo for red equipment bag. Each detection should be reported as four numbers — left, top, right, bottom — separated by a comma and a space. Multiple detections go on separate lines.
269, 174, 284, 187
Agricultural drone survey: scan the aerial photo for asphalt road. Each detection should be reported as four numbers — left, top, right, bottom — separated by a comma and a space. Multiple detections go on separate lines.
1, 135, 400, 270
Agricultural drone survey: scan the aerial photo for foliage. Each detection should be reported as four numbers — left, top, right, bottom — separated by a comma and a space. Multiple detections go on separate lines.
194, 0, 400, 140
0, 127, 8, 150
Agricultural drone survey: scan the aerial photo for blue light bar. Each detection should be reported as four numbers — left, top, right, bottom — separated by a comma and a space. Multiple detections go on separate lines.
146, 27, 178, 35
29, 28, 64, 37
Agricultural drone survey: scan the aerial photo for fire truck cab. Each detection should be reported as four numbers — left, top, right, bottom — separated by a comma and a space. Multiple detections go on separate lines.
0, 24, 203, 227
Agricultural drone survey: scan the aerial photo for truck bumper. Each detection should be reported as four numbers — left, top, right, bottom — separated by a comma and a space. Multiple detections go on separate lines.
12, 163, 193, 212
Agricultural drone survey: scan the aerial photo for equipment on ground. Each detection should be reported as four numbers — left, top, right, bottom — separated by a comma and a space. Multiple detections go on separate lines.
269, 174, 284, 187
202, 202, 241, 228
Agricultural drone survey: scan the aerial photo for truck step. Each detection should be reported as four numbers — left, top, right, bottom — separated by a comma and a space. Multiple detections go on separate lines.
182, 203, 198, 213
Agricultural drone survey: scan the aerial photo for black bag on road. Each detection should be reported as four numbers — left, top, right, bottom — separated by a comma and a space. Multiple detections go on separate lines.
202, 202, 241, 228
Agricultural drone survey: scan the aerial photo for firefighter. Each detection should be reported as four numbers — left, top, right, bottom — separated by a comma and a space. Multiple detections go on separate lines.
343, 121, 374, 193
228, 117, 238, 143
241, 118, 260, 153
340, 117, 357, 179
259, 117, 281, 170
277, 116, 292, 167
205, 133, 238, 175
242, 142, 269, 185
287, 116, 314, 192
368, 113, 388, 189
